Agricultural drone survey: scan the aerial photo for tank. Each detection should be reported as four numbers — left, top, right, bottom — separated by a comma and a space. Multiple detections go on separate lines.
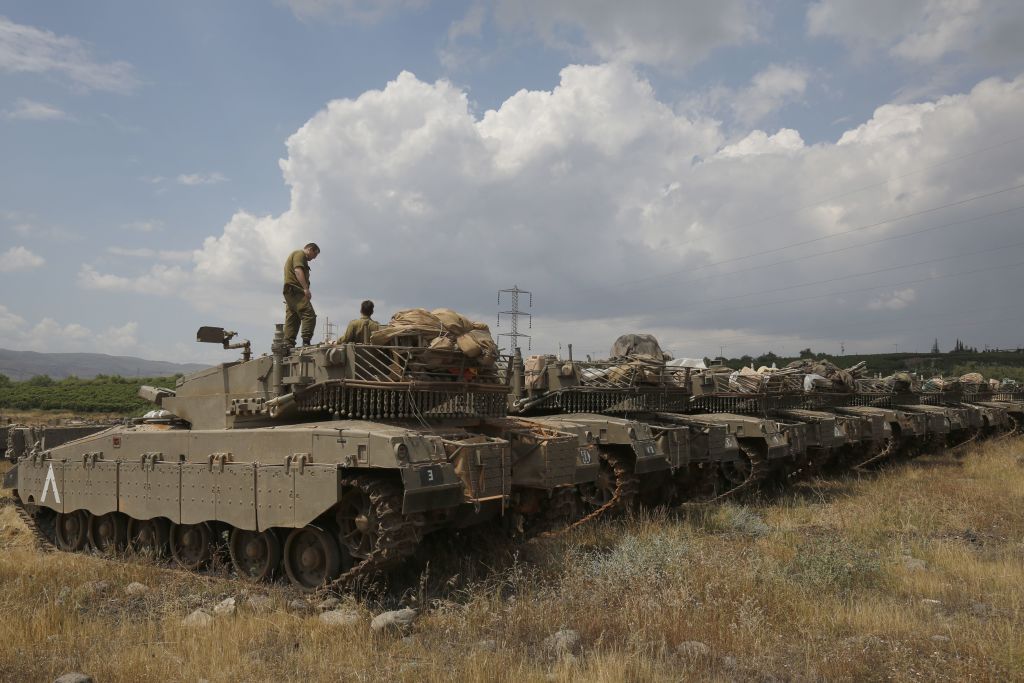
506, 348, 701, 509
5, 323, 594, 590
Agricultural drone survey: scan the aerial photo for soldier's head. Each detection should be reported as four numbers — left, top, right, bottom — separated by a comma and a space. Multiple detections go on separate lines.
360, 300, 374, 317
303, 243, 320, 260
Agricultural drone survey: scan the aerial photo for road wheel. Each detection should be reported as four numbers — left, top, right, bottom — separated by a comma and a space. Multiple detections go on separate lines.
127, 517, 169, 556
229, 528, 282, 581
170, 522, 213, 570
55, 510, 89, 551
88, 512, 127, 553
283, 527, 341, 591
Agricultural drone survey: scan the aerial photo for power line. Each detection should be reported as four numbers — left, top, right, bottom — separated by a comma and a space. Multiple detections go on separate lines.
660, 302, 1024, 352
706, 132, 1024, 240
612, 203, 1024, 297
648, 256, 1024, 318
647, 239, 1024, 313
583, 181, 1024, 294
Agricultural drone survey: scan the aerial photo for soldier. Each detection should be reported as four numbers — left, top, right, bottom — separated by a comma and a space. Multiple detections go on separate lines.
338, 300, 381, 344
283, 243, 320, 347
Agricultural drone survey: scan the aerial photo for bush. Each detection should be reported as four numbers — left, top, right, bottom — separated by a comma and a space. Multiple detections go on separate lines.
786, 537, 881, 596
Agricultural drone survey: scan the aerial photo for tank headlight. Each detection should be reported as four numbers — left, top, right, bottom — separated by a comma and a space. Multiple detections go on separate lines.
394, 443, 409, 462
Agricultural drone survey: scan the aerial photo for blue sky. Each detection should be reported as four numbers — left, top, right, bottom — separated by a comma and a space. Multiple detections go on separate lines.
1, 1, 1023, 363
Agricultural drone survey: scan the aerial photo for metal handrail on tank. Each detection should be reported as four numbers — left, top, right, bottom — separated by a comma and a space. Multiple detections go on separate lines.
690, 370, 849, 415
507, 353, 691, 415
289, 344, 509, 420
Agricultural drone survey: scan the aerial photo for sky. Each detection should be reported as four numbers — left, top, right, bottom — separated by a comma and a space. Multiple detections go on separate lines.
1, 0, 1023, 364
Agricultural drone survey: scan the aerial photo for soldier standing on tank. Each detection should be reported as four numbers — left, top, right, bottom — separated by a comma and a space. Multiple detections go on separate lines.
338, 300, 381, 344
283, 243, 320, 347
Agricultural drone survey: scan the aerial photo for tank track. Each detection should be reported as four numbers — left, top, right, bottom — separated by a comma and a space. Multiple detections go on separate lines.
705, 443, 767, 503
555, 450, 639, 534
852, 436, 897, 470
9, 479, 422, 594
998, 413, 1020, 439
12, 494, 56, 553
329, 476, 423, 592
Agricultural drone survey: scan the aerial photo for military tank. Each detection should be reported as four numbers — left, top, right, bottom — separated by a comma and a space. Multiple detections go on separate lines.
4, 322, 593, 590
506, 347, 704, 511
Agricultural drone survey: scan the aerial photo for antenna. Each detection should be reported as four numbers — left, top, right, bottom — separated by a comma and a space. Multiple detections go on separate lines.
497, 285, 532, 351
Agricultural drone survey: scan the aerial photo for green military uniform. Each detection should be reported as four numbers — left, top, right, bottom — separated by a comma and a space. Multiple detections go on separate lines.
339, 315, 380, 344
283, 249, 316, 345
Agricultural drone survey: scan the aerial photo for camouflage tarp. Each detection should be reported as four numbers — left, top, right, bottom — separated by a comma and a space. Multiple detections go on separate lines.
370, 308, 499, 366
610, 333, 670, 360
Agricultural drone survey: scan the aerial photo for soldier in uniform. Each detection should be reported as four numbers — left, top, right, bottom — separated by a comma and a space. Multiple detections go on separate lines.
283, 243, 320, 347
338, 300, 381, 344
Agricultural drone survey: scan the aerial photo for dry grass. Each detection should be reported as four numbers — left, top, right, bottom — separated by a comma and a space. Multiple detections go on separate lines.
2, 438, 1024, 682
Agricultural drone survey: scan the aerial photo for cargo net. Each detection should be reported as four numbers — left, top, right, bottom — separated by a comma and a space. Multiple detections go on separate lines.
295, 345, 508, 420
690, 370, 852, 415
514, 355, 691, 415
851, 379, 901, 408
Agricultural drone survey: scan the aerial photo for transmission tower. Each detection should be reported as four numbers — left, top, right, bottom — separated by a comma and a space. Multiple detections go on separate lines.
497, 285, 532, 351
321, 318, 338, 344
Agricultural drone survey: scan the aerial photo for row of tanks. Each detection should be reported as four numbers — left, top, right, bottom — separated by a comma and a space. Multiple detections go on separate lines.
5, 322, 1022, 592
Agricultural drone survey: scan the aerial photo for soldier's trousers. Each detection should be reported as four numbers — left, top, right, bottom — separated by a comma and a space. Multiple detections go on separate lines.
283, 287, 316, 344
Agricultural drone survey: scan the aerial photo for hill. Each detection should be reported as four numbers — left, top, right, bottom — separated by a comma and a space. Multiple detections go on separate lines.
0, 348, 208, 381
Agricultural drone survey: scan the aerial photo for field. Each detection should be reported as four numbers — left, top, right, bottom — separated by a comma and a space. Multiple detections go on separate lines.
2, 437, 1023, 682
0, 375, 178, 415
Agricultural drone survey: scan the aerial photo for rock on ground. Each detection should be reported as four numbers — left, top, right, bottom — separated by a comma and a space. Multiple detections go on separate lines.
54, 674, 93, 683
542, 629, 582, 657
370, 608, 418, 632
124, 582, 148, 597
183, 609, 214, 628
213, 597, 236, 617
319, 609, 361, 627
317, 597, 340, 612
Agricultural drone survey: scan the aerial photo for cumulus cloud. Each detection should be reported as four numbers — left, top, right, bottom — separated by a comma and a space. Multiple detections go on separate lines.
0, 246, 44, 272
731, 65, 809, 125
0, 16, 138, 92
690, 65, 810, 127
106, 246, 193, 262
439, 3, 487, 70
0, 304, 141, 355
4, 97, 69, 121
80, 67, 1024, 357
867, 288, 917, 311
807, 0, 1024, 66
494, 0, 761, 69
717, 128, 805, 158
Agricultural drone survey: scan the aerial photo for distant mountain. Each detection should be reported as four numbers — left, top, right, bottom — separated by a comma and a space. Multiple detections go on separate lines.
0, 349, 209, 381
